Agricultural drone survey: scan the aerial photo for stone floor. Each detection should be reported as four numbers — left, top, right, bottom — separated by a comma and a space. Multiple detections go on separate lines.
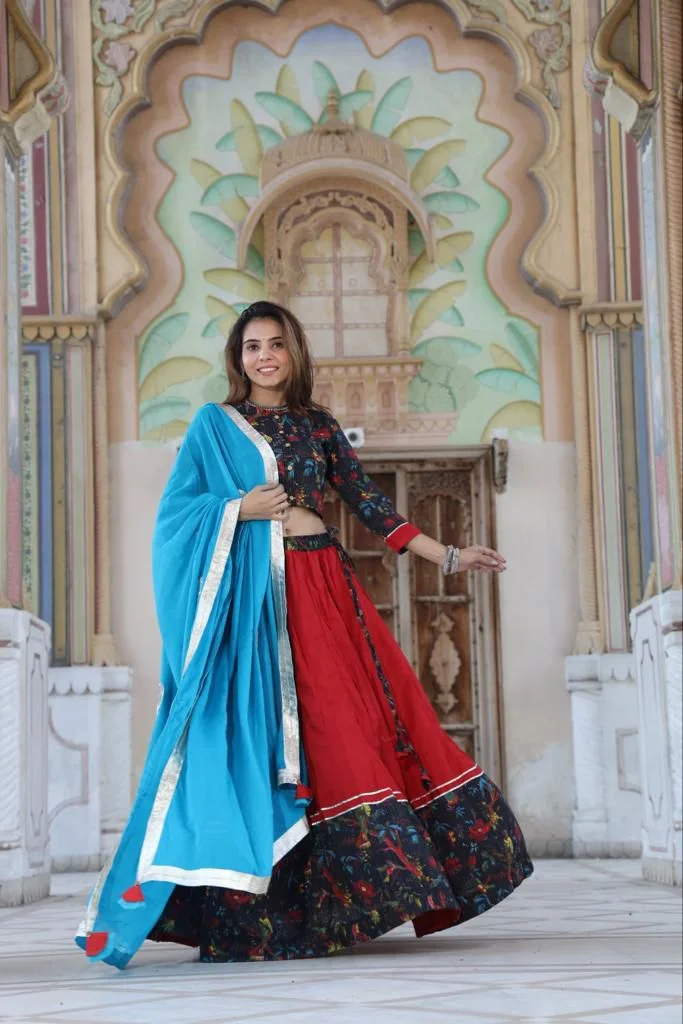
0, 860, 680, 1024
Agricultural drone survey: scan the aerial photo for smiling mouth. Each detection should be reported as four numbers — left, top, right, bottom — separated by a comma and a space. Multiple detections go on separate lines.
257, 367, 279, 374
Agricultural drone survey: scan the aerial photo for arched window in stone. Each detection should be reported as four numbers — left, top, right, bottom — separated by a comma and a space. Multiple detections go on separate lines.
237, 93, 435, 426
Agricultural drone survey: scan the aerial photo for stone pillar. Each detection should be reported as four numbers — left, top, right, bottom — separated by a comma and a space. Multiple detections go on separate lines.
631, 591, 683, 885
100, 667, 133, 859
0, 610, 51, 906
566, 652, 641, 858
47, 665, 132, 870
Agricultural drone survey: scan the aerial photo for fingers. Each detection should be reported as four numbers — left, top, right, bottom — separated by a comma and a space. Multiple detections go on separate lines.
256, 483, 285, 495
463, 545, 507, 574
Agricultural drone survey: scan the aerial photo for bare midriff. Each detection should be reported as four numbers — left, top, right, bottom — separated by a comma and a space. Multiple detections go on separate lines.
283, 506, 328, 537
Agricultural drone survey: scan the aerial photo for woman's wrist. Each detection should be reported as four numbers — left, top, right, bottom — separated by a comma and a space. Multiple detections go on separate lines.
406, 533, 447, 566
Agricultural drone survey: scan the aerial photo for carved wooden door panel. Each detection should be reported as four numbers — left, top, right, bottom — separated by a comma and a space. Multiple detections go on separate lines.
324, 455, 503, 782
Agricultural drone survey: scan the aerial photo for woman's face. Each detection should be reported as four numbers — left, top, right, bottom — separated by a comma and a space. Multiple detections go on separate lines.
241, 317, 291, 395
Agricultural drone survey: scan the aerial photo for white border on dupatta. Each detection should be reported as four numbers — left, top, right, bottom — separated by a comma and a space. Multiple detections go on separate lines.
219, 403, 302, 787
79, 494, 244, 933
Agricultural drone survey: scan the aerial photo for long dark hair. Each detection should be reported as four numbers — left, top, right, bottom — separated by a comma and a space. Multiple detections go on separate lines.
225, 301, 317, 414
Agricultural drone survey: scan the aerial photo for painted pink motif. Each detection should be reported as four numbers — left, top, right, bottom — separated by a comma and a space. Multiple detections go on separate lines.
100, 0, 134, 24
102, 40, 136, 74
529, 23, 564, 63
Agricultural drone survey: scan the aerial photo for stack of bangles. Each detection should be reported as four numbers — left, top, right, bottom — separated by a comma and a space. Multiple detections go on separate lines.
442, 545, 460, 576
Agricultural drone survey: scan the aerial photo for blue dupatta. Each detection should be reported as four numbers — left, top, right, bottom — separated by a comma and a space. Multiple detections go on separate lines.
76, 403, 308, 969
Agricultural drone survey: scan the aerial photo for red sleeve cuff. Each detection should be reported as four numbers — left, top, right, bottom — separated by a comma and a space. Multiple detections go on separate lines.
386, 522, 421, 554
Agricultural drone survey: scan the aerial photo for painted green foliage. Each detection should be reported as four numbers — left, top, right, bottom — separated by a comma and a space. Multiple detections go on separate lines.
138, 28, 541, 443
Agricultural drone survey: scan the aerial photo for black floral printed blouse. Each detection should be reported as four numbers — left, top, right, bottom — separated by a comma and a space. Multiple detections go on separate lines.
231, 400, 420, 553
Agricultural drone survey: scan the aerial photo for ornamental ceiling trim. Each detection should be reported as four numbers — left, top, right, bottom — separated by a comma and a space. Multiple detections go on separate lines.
93, 0, 574, 315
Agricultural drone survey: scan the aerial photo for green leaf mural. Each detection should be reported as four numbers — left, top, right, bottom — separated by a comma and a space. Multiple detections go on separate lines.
423, 192, 480, 213
228, 99, 263, 175
203, 373, 230, 404
190, 159, 221, 190
490, 343, 525, 373
354, 70, 376, 129
201, 175, 260, 205
404, 148, 424, 168
312, 61, 340, 106
338, 91, 374, 120
411, 281, 467, 344
140, 397, 192, 436
276, 65, 301, 104
410, 141, 465, 192
409, 232, 473, 286
410, 361, 478, 413
435, 166, 460, 188
480, 401, 542, 442
439, 306, 466, 328
505, 321, 539, 378
202, 297, 239, 338
190, 215, 264, 275
216, 124, 283, 152
139, 313, 189, 384
371, 77, 412, 135
255, 92, 314, 134
204, 268, 265, 301
139, 357, 212, 403
140, 28, 539, 443
391, 117, 450, 146
190, 213, 237, 258
476, 368, 541, 404
413, 336, 482, 366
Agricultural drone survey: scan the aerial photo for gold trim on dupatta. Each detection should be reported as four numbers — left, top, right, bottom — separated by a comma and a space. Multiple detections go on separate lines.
219, 403, 302, 787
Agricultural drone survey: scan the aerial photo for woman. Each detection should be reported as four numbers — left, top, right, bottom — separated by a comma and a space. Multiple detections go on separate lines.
77, 301, 531, 969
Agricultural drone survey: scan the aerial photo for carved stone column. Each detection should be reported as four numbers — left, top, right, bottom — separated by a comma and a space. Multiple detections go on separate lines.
566, 652, 641, 858
0, 610, 51, 906
569, 306, 602, 654
631, 591, 683, 885
47, 665, 132, 870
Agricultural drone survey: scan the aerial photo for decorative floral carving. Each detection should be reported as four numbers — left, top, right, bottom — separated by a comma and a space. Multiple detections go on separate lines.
100, 0, 134, 24
429, 611, 461, 716
102, 40, 136, 74
462, 0, 508, 21
91, 0, 194, 116
89, 0, 571, 117
509, 0, 571, 109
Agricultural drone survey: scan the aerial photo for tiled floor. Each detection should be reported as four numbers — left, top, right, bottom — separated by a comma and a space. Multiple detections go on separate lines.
0, 861, 680, 1024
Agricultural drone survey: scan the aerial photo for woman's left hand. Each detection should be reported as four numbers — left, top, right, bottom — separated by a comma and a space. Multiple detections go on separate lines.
459, 545, 507, 574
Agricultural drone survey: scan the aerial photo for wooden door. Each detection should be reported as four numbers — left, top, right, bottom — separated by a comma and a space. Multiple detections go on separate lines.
324, 452, 503, 782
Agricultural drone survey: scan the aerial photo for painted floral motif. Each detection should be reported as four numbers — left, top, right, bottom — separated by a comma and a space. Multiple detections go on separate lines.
102, 40, 136, 74
100, 0, 134, 24
149, 776, 532, 961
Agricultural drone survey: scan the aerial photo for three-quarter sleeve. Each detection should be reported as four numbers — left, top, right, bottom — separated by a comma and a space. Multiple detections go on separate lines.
320, 414, 420, 553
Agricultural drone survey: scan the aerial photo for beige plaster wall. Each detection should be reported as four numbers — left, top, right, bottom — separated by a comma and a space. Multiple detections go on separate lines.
111, 438, 579, 845
496, 441, 579, 853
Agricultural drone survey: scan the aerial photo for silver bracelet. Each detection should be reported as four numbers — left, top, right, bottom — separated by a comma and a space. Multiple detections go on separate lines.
442, 545, 460, 576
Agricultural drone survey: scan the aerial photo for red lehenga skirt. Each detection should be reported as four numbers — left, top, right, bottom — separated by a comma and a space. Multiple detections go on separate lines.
150, 533, 532, 961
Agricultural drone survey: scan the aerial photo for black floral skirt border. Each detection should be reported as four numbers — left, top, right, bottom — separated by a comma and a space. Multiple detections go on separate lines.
149, 774, 532, 962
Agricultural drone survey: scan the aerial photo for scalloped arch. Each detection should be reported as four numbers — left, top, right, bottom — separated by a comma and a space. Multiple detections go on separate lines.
101, 0, 570, 315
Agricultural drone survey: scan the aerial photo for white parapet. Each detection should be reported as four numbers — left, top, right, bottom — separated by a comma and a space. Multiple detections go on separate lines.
631, 590, 683, 886
565, 652, 641, 858
0, 610, 52, 906
48, 665, 133, 871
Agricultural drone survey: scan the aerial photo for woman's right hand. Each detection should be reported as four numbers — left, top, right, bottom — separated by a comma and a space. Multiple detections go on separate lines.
239, 483, 290, 522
